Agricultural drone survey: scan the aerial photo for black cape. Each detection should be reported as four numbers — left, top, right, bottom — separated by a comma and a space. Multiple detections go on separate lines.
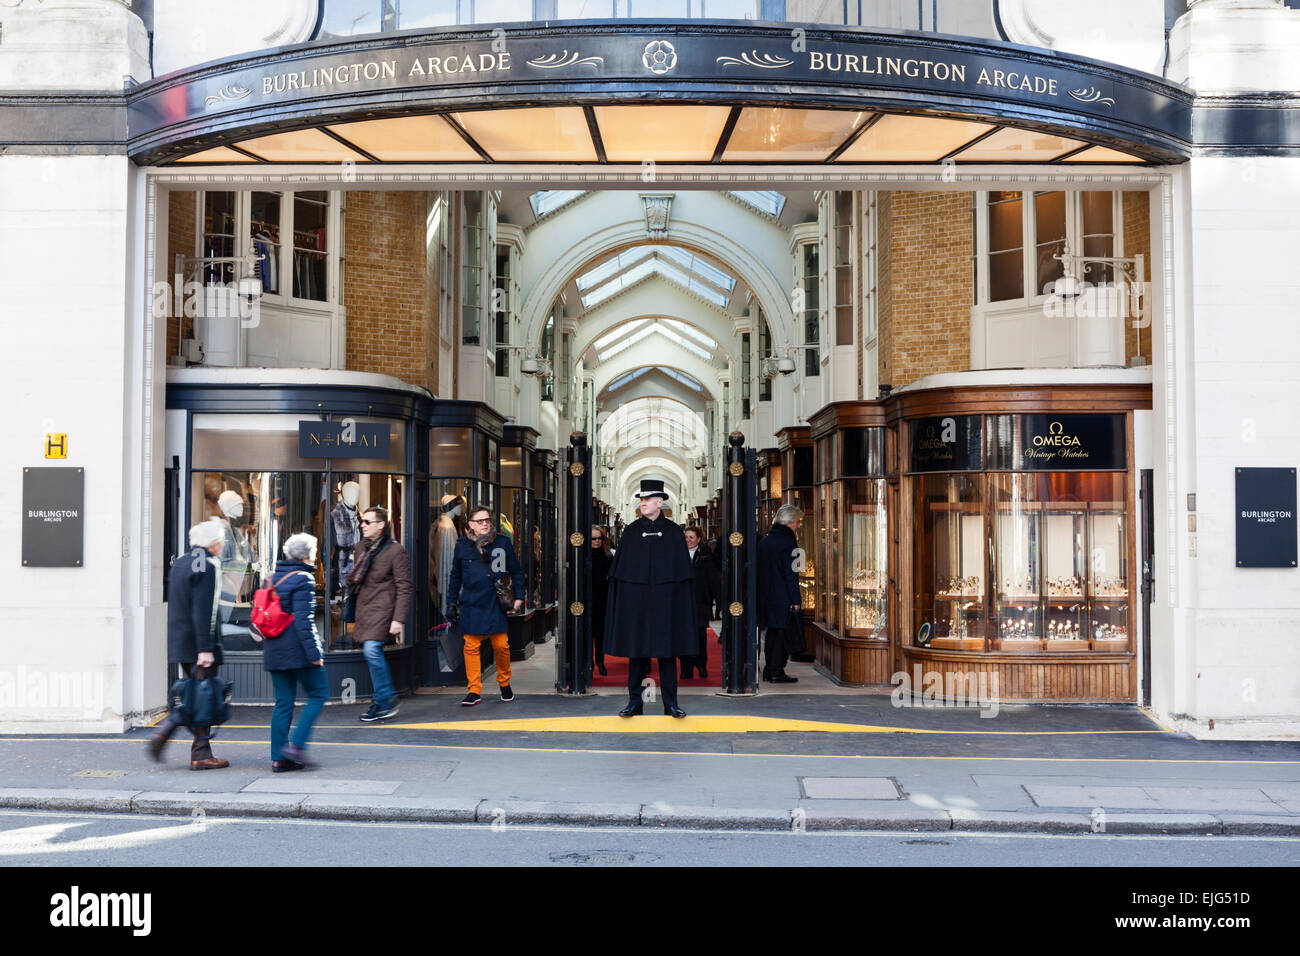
603, 513, 699, 658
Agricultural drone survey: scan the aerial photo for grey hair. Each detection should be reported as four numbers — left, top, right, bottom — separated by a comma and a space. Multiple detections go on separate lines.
774, 504, 804, 527
283, 532, 318, 563
189, 519, 226, 549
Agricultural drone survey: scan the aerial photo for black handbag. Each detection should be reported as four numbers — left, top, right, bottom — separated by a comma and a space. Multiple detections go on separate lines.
479, 545, 515, 613
783, 606, 807, 655
167, 672, 233, 729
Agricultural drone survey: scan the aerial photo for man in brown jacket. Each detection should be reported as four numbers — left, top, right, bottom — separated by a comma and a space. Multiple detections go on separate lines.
348, 505, 412, 722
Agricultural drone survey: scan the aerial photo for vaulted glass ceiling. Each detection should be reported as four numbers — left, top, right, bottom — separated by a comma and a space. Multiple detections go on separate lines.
595, 321, 716, 363
171, 105, 1149, 165
577, 245, 736, 311
605, 367, 706, 393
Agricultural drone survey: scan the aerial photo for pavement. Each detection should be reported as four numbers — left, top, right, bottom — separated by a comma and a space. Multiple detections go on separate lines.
1, 644, 1298, 837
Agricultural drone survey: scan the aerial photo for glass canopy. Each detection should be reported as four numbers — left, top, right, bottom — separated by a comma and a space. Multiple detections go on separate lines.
170, 105, 1149, 166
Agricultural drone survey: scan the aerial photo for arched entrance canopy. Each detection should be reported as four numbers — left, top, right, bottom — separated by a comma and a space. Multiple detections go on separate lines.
129, 22, 1191, 166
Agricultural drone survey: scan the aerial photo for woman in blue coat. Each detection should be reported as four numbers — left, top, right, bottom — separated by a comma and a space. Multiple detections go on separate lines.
262, 532, 329, 771
446, 505, 525, 706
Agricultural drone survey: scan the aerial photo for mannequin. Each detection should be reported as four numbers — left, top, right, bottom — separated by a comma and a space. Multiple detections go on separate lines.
331, 480, 362, 594
431, 494, 465, 620
213, 488, 253, 641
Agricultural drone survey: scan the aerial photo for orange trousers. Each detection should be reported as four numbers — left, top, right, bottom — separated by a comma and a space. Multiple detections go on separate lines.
464, 632, 510, 694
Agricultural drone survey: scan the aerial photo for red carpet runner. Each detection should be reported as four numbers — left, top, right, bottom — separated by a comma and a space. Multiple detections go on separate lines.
590, 627, 721, 687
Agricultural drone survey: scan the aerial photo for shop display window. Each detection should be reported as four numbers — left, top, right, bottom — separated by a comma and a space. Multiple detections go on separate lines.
991, 472, 1128, 650
843, 478, 887, 639
189, 413, 409, 652
915, 474, 986, 649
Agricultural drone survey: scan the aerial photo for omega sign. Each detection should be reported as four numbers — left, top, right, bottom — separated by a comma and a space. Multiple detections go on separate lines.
1015, 414, 1125, 471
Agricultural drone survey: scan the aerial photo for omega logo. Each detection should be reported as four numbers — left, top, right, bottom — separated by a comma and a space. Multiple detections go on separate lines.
1032, 421, 1082, 447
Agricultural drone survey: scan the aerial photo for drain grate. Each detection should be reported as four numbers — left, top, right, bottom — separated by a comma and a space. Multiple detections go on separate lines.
549, 850, 657, 866
900, 839, 950, 846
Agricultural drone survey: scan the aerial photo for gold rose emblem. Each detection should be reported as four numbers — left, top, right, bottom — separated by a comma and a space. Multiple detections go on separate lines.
569, 601, 585, 616
728, 532, 743, 546
728, 601, 744, 616
569, 532, 584, 546
728, 462, 745, 476
569, 462, 585, 476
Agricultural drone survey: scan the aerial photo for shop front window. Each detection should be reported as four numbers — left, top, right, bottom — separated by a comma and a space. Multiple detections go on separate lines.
843, 477, 887, 639
915, 474, 986, 649
992, 472, 1128, 650
189, 413, 408, 652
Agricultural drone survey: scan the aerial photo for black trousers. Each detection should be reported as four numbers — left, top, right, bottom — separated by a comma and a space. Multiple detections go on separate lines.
681, 625, 710, 677
628, 657, 678, 707
762, 628, 789, 678
153, 662, 216, 760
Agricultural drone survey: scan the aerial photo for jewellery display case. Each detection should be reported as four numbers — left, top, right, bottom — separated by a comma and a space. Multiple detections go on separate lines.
920, 476, 986, 650
843, 478, 887, 639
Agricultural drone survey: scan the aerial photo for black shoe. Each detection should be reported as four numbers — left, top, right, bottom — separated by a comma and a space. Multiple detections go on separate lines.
272, 758, 305, 773
499, 684, 514, 702
461, 692, 481, 707
597, 661, 608, 676
374, 702, 399, 720
680, 669, 692, 681
359, 704, 380, 722
280, 742, 314, 769
618, 701, 643, 717
771, 673, 799, 684
698, 668, 708, 680
664, 703, 687, 718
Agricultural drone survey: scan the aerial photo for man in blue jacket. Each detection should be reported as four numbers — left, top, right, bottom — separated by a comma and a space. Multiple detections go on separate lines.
756, 504, 804, 683
446, 505, 525, 706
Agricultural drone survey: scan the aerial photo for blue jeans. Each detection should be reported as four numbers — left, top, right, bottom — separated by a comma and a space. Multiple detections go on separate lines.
269, 665, 329, 760
362, 640, 396, 709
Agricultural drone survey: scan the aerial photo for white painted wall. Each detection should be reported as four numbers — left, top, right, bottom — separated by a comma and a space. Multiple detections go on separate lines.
0, 154, 140, 731
1155, 154, 1300, 738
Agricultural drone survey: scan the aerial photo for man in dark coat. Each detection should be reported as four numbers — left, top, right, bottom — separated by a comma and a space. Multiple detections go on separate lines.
148, 519, 230, 769
757, 503, 804, 683
604, 479, 697, 717
681, 526, 721, 680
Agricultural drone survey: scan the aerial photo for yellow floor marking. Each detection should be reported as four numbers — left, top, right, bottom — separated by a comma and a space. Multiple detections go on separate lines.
1138, 706, 1175, 733
364, 715, 1168, 735
1, 736, 1297, 765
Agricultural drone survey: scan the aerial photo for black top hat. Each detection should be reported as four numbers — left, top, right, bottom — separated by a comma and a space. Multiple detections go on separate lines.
633, 478, 670, 500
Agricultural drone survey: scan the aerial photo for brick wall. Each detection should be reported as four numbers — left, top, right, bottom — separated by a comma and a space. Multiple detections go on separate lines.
1122, 190, 1151, 364
166, 190, 196, 360
876, 190, 974, 388
343, 190, 435, 393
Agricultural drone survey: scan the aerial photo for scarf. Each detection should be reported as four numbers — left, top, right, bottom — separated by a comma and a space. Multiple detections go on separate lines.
347, 529, 390, 588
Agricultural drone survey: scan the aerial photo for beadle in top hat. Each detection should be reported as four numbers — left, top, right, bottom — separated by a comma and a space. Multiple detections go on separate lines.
633, 478, 669, 500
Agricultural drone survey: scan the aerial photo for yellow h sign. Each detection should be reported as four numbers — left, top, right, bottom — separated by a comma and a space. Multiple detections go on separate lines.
44, 434, 67, 459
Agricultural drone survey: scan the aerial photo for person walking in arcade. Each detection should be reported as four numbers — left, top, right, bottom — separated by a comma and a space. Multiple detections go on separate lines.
446, 505, 526, 706
604, 479, 698, 718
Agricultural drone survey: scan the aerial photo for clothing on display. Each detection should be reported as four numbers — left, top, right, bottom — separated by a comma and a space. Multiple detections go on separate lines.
330, 500, 360, 590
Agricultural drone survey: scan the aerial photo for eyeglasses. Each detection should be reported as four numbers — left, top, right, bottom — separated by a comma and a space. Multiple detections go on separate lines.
360, 518, 382, 525
591, 536, 602, 541
469, 517, 491, 524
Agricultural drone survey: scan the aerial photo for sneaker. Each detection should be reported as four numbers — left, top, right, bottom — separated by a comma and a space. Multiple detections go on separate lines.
374, 702, 400, 720
499, 684, 514, 702
461, 692, 481, 706
359, 704, 381, 722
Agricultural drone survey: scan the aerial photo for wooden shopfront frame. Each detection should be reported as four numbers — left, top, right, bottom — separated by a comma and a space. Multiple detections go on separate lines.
895, 382, 1150, 702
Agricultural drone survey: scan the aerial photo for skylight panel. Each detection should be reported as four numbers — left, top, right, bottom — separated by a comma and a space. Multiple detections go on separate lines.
729, 190, 786, 217
529, 190, 587, 217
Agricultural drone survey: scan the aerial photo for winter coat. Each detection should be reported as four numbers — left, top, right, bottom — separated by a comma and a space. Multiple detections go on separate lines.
446, 532, 526, 636
352, 536, 413, 644
757, 523, 803, 629
261, 561, 324, 671
166, 546, 222, 665
689, 545, 722, 633
603, 514, 698, 658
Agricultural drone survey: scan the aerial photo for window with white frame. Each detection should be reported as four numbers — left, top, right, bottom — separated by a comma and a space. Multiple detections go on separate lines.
979, 190, 1121, 304
864, 192, 879, 344
194, 189, 340, 369
462, 193, 484, 347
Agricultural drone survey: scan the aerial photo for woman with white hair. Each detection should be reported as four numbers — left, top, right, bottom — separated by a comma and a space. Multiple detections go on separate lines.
148, 519, 230, 769
261, 532, 328, 771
